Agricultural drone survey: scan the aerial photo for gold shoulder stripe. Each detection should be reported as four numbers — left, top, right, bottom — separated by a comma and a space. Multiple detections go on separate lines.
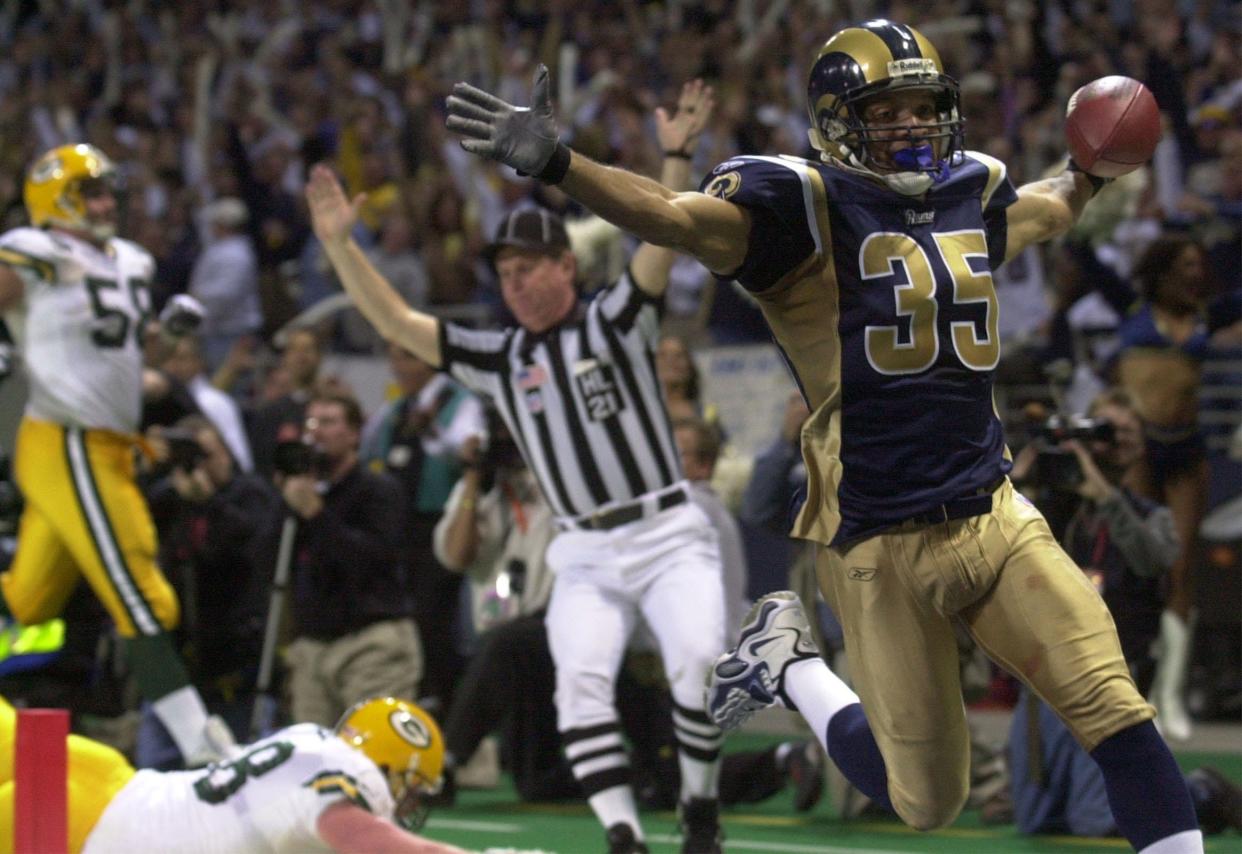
0, 247, 55, 282
969, 152, 1008, 212
304, 771, 373, 811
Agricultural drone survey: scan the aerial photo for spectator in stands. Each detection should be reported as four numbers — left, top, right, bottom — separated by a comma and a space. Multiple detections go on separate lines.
248, 328, 323, 478
656, 335, 702, 422
161, 335, 253, 472
188, 197, 262, 371
139, 414, 279, 766
740, 392, 810, 536
1115, 234, 1229, 739
416, 180, 482, 306
360, 345, 485, 714
277, 392, 422, 727
343, 213, 430, 351
1008, 388, 1242, 837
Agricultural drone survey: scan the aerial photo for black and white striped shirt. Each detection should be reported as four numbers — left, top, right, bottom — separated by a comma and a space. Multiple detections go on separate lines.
439, 271, 683, 521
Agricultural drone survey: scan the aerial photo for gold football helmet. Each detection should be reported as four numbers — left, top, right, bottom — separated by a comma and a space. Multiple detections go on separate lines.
24, 143, 118, 238
806, 19, 963, 195
335, 697, 444, 830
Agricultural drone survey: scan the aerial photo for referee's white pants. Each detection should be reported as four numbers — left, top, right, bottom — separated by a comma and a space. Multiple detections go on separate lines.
546, 499, 726, 730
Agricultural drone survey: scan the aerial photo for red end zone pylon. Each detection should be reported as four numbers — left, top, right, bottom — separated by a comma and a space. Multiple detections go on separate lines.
15, 708, 68, 854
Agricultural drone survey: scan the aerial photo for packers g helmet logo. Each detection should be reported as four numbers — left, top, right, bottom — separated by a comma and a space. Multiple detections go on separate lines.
704, 171, 741, 200
391, 709, 432, 748
28, 153, 64, 185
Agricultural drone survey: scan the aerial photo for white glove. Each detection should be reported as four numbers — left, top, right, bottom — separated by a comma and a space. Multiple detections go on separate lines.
158, 294, 206, 338
446, 65, 563, 179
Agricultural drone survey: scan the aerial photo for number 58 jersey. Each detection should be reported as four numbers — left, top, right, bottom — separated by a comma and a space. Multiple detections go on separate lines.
0, 227, 153, 433
700, 153, 1018, 546
84, 725, 395, 854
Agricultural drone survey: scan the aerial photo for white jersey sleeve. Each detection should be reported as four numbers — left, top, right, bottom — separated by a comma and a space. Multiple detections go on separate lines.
0, 228, 155, 432
245, 725, 396, 851
84, 725, 395, 854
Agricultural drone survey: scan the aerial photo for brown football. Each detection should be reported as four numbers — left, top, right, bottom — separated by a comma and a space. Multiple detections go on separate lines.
1065, 76, 1162, 178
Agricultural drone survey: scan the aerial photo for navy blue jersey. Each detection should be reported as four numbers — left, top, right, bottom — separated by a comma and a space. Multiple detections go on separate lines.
700, 153, 1018, 544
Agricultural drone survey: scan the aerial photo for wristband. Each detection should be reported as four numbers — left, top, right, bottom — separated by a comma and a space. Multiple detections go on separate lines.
663, 149, 693, 160
1066, 158, 1112, 196
534, 142, 572, 185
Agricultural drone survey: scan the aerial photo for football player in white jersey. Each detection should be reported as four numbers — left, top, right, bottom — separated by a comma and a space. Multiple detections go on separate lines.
0, 143, 233, 766
0, 695, 469, 854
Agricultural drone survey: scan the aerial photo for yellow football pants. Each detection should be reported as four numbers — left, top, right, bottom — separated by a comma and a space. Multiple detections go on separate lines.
2, 417, 179, 637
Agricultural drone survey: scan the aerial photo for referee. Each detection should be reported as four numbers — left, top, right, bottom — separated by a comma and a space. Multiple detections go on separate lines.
306, 82, 727, 854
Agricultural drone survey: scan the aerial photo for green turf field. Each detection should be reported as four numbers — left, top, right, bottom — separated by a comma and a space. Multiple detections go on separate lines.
422, 736, 1242, 853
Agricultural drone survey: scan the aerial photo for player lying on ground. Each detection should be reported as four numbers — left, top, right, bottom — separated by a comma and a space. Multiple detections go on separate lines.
445, 17, 1204, 854
0, 695, 468, 854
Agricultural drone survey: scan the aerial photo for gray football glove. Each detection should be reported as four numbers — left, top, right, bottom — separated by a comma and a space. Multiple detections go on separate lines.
446, 64, 561, 178
158, 294, 206, 338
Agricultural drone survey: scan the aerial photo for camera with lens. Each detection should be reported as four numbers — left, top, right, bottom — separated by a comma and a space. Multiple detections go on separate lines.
1036, 414, 1116, 445
273, 439, 320, 477
1030, 415, 1116, 493
475, 409, 523, 490
163, 428, 208, 472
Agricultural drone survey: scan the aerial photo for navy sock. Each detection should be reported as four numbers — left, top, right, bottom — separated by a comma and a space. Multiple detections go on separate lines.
826, 702, 893, 810
1090, 721, 1198, 850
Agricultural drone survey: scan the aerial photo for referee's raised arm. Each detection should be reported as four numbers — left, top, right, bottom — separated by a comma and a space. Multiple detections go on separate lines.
305, 163, 442, 366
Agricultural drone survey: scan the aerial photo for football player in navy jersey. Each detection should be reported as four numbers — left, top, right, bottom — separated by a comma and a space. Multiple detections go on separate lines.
446, 18, 1204, 853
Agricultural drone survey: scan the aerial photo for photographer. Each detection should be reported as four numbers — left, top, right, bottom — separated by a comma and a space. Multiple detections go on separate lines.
139, 415, 279, 767
360, 344, 485, 713
277, 392, 422, 727
431, 417, 562, 803
1005, 390, 1242, 838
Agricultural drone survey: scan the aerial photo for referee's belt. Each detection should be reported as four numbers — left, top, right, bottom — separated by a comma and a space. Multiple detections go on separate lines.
564, 486, 689, 532
899, 476, 1006, 527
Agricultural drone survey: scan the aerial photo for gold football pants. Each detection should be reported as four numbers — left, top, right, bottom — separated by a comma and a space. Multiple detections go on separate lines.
817, 478, 1152, 830
2, 417, 179, 638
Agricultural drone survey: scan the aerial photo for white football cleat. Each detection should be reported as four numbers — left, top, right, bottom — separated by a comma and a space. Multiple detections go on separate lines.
705, 591, 821, 731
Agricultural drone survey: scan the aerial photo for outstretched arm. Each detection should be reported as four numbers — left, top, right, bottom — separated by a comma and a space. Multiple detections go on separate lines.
317, 801, 469, 854
305, 164, 441, 366
1004, 167, 1102, 263
630, 79, 716, 295
446, 65, 751, 276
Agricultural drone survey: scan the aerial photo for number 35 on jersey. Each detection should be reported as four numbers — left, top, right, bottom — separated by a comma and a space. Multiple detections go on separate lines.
861, 228, 998, 376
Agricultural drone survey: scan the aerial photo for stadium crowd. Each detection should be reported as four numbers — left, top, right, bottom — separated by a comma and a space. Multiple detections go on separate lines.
0, 0, 1238, 851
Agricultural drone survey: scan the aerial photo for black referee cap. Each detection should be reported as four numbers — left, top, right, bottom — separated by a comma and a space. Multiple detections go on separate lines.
483, 208, 571, 263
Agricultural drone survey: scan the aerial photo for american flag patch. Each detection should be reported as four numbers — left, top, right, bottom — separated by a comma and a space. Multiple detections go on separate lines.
517, 364, 547, 390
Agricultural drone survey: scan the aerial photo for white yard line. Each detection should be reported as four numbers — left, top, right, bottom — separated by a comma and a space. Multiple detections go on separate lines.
424, 817, 525, 833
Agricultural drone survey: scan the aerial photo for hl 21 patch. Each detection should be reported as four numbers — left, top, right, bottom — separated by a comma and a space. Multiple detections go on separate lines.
574, 358, 625, 421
